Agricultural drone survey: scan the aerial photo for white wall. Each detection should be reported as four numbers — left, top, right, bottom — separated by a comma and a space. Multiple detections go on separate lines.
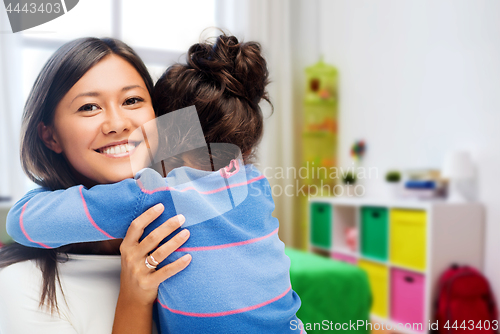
291, 0, 500, 304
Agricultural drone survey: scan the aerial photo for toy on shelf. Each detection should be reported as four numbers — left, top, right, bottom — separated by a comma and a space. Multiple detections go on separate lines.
345, 227, 358, 252
350, 140, 366, 162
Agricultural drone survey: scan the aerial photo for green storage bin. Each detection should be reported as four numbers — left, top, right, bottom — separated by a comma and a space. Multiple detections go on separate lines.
310, 203, 332, 248
360, 207, 388, 261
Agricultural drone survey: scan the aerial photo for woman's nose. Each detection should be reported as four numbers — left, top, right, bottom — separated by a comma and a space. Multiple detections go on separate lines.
101, 108, 132, 135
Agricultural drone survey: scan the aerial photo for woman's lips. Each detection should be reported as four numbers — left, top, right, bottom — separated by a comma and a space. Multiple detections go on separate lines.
97, 143, 138, 158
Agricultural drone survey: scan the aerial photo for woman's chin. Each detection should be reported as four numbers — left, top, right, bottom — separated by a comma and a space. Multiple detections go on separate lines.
86, 169, 136, 186
105, 171, 135, 183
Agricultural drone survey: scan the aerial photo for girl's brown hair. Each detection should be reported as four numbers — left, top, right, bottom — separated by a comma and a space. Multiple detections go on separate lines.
153, 34, 271, 169
0, 37, 154, 312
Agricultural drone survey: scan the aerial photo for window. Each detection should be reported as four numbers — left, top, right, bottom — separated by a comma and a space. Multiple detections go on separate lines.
20, 0, 217, 96
12, 0, 217, 192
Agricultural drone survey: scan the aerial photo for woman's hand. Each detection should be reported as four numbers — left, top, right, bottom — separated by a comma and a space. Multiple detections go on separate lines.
112, 203, 191, 334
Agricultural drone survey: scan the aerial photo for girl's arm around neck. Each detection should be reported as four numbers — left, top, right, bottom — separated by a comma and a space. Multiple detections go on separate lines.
6, 179, 144, 248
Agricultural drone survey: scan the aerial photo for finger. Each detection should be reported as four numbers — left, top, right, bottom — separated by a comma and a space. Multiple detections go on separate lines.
152, 254, 192, 285
121, 203, 164, 248
138, 214, 186, 254
149, 229, 190, 264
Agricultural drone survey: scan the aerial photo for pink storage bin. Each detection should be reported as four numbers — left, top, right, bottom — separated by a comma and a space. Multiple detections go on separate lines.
331, 252, 357, 265
391, 268, 425, 330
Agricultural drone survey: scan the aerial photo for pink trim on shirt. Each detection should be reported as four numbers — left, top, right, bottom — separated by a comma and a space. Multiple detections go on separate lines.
79, 186, 114, 239
19, 202, 50, 249
156, 285, 292, 317
176, 227, 279, 252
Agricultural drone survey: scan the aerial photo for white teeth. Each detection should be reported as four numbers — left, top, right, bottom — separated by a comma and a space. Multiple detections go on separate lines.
101, 143, 136, 155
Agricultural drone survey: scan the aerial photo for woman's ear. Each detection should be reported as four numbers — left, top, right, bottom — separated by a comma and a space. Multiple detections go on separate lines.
37, 122, 63, 153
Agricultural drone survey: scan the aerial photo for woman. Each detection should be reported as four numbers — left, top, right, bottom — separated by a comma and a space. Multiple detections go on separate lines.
0, 37, 191, 334
5, 34, 304, 333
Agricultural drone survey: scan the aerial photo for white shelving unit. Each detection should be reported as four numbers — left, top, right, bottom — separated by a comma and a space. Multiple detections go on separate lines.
309, 197, 484, 333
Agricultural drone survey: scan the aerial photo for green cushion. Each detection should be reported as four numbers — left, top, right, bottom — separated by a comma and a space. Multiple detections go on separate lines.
286, 248, 371, 333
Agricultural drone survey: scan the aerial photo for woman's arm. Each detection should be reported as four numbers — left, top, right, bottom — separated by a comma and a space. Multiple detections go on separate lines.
112, 204, 191, 334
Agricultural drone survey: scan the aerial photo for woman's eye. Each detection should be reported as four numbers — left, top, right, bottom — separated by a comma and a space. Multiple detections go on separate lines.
124, 97, 144, 106
78, 104, 99, 112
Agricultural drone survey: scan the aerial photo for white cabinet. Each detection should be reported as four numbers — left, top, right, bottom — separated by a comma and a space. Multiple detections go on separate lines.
309, 197, 484, 333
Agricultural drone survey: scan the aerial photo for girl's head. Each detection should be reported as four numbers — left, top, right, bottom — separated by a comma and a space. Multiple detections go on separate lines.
152, 34, 271, 169
21, 37, 155, 190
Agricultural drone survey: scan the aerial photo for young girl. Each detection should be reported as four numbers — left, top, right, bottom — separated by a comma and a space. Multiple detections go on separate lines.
6, 35, 304, 333
0, 37, 191, 334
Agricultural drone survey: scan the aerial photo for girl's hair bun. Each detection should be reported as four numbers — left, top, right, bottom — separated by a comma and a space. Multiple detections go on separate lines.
187, 34, 269, 106
153, 33, 272, 165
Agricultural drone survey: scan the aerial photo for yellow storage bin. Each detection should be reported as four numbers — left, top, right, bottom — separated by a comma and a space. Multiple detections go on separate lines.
390, 209, 427, 271
358, 260, 388, 318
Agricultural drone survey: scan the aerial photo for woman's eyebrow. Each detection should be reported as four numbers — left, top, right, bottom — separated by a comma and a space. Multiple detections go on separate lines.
69, 85, 146, 106
70, 91, 99, 106
122, 85, 146, 92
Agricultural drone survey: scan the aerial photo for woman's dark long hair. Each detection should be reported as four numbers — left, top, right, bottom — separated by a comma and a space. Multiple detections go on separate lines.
0, 37, 154, 313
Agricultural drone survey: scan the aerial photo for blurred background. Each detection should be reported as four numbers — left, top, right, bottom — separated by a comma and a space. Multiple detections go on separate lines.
1, 0, 499, 329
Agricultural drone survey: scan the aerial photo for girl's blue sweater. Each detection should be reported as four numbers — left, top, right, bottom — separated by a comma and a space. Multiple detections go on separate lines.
6, 162, 303, 333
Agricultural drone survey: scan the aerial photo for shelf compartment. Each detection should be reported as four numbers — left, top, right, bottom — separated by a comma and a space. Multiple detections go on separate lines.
360, 206, 388, 261
359, 259, 389, 318
390, 268, 425, 331
390, 209, 427, 271
332, 205, 358, 253
310, 203, 332, 248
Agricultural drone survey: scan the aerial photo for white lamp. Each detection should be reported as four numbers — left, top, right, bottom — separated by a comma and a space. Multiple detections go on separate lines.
442, 151, 475, 202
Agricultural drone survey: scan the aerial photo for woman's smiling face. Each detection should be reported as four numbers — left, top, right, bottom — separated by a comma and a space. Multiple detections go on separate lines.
43, 54, 156, 187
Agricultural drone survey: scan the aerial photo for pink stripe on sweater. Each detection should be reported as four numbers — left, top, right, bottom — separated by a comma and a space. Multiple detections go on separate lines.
157, 285, 291, 317
176, 227, 279, 252
79, 186, 114, 239
19, 202, 50, 249
139, 174, 265, 195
